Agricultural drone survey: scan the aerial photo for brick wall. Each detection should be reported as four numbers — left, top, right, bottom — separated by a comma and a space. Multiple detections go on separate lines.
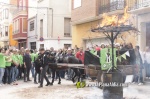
71, 0, 101, 22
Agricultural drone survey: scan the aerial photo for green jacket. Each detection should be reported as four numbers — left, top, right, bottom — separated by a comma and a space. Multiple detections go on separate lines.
30, 53, 35, 62
5, 56, 12, 67
0, 53, 6, 68
12, 54, 19, 65
18, 55, 23, 65
34, 53, 38, 60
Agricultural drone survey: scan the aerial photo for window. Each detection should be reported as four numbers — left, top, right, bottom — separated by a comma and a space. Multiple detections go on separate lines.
64, 44, 71, 49
30, 42, 36, 50
19, 0, 23, 10
30, 21, 34, 31
40, 19, 43, 37
64, 18, 71, 37
23, 18, 27, 32
5, 26, 8, 36
5, 9, 9, 19
73, 0, 81, 9
40, 44, 44, 48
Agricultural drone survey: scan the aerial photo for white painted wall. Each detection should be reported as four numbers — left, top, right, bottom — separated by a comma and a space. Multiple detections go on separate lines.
27, 0, 37, 49
36, 0, 72, 50
137, 13, 150, 51
85, 38, 110, 48
28, 0, 37, 18
0, 5, 10, 43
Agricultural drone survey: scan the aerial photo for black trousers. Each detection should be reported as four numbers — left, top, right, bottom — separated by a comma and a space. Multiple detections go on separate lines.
18, 64, 24, 79
40, 65, 50, 86
24, 67, 31, 81
34, 71, 41, 82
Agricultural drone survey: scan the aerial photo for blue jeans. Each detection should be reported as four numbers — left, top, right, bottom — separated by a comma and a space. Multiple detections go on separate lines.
6, 67, 12, 84
0, 68, 5, 84
31, 62, 35, 77
11, 66, 18, 82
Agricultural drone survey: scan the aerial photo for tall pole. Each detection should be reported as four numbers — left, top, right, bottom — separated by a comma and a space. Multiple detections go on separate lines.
111, 31, 114, 72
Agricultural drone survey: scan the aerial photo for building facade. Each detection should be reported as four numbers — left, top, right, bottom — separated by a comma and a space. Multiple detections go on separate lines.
27, 0, 37, 50
71, 0, 137, 49
36, 0, 72, 50
10, 0, 28, 49
128, 0, 150, 51
0, 3, 10, 48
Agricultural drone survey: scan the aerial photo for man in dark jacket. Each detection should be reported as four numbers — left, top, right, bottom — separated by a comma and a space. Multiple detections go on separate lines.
38, 48, 51, 88
23, 49, 32, 82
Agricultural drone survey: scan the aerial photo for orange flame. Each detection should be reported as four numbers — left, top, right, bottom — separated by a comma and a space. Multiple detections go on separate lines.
99, 6, 129, 27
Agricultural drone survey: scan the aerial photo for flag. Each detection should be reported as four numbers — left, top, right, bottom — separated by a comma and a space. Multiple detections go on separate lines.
125, 51, 130, 57
118, 56, 122, 62
122, 54, 126, 60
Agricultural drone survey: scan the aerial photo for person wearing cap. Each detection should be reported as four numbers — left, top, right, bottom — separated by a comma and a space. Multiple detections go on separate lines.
101, 43, 105, 49
66, 48, 74, 57
23, 48, 32, 82
38, 48, 51, 88
76, 47, 84, 64
11, 49, 19, 85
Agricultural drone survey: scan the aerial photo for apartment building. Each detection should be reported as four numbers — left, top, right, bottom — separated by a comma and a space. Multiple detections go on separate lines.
128, 0, 150, 50
10, 0, 28, 49
36, 0, 72, 50
0, 3, 10, 48
71, 0, 137, 49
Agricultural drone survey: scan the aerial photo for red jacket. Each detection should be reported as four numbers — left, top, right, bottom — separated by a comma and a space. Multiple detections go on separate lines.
76, 51, 84, 64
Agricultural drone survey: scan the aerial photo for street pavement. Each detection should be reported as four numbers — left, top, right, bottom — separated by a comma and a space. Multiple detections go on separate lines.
0, 78, 150, 99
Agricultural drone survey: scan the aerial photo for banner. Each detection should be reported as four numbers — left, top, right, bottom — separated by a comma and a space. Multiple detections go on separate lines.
121, 53, 126, 60
100, 48, 116, 70
125, 51, 130, 57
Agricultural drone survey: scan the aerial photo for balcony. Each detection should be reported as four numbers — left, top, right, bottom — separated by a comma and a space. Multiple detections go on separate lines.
128, 0, 150, 15
99, 0, 126, 15
13, 33, 27, 40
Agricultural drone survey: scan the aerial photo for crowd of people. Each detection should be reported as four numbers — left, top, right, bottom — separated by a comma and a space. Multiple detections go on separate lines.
0, 46, 85, 88
0, 42, 150, 88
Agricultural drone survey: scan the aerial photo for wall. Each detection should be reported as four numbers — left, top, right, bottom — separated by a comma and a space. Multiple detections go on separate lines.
72, 19, 137, 48
36, 0, 72, 50
71, 0, 97, 22
137, 13, 150, 51
9, 24, 18, 46
28, 17, 37, 49
37, 39, 72, 50
72, 20, 103, 48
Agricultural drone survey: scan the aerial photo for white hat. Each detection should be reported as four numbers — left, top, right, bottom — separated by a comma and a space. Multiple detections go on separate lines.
68, 48, 72, 51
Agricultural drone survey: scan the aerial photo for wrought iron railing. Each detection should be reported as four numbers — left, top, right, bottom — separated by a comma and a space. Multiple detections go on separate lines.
128, 0, 150, 11
99, 0, 126, 14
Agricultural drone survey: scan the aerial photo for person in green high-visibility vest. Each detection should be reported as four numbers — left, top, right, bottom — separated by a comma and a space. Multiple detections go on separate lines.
30, 49, 35, 78
5, 49, 12, 84
11, 49, 19, 85
0, 48, 6, 86
18, 50, 24, 79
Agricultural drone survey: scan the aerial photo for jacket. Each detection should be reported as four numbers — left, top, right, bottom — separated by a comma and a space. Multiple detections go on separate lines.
41, 52, 50, 68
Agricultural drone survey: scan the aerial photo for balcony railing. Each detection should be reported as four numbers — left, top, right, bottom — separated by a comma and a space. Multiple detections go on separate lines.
128, 0, 150, 11
99, 0, 126, 14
